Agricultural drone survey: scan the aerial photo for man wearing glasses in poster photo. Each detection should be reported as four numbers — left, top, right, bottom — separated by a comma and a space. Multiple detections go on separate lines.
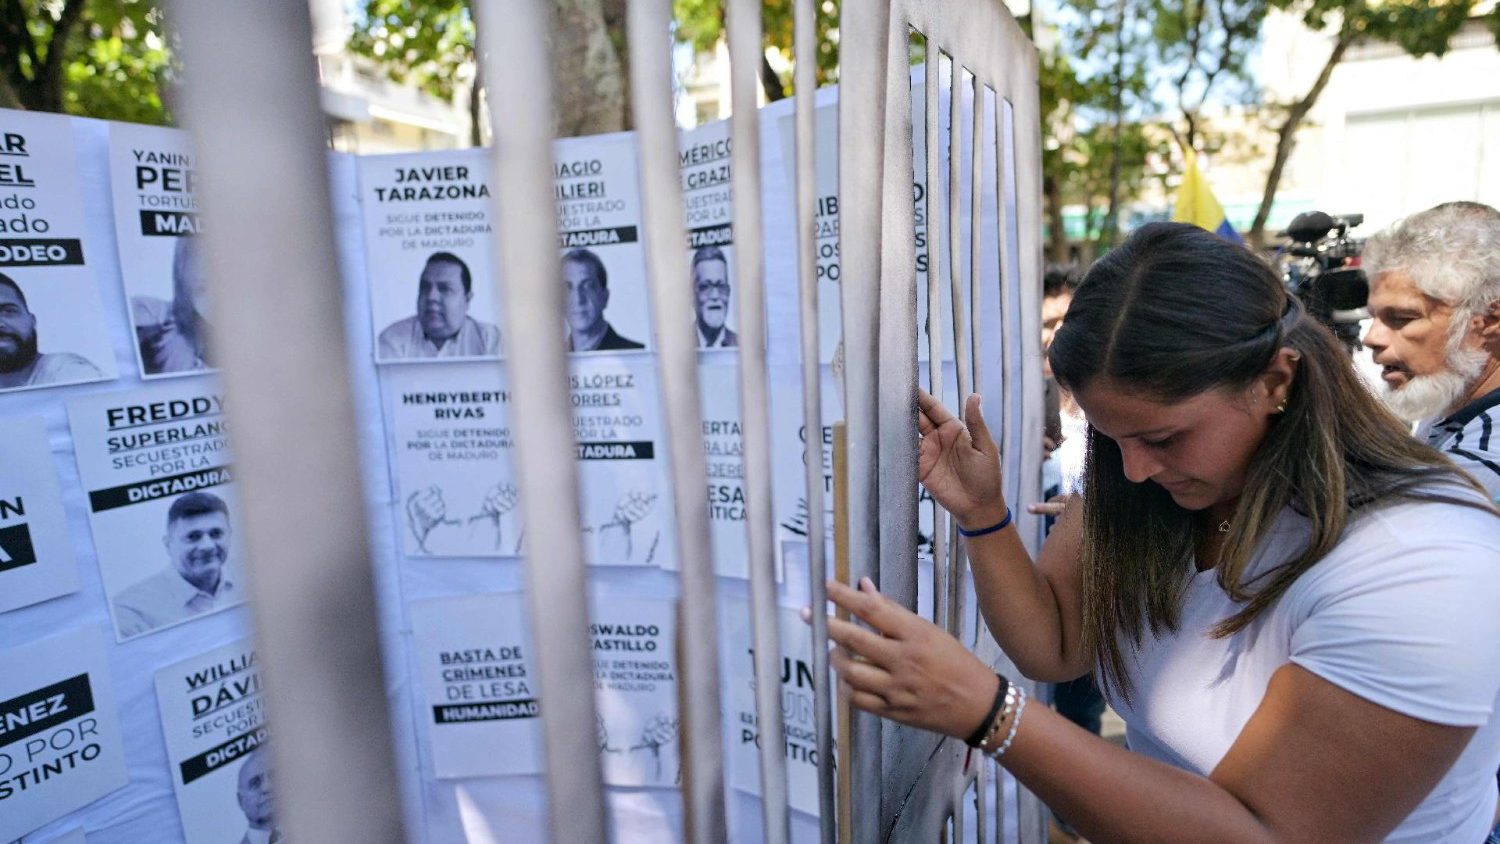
691, 245, 737, 349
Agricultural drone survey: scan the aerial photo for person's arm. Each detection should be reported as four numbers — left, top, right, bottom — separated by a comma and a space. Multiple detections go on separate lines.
823, 579, 1476, 844
918, 389, 1089, 680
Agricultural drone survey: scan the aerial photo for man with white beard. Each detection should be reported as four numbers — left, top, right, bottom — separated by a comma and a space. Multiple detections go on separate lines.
1362, 201, 1500, 498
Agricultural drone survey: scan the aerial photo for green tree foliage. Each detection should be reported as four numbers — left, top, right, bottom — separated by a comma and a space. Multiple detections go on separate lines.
1035, 4, 1162, 257
349, 0, 627, 140
0, 0, 173, 124
674, 0, 841, 99
1248, 0, 1483, 243
347, 0, 473, 104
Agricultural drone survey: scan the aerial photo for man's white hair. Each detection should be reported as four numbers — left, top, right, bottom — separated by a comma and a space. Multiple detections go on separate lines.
1363, 202, 1500, 330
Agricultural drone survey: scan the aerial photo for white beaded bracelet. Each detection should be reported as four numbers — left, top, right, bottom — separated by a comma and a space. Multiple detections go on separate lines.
986, 685, 1027, 760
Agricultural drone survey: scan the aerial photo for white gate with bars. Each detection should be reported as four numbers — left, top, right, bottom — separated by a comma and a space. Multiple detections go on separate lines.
166, 0, 1045, 840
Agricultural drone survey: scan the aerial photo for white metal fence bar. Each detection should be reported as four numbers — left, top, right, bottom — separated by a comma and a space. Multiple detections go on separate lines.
837, 0, 892, 839
792, 0, 838, 837
725, 1, 792, 840
923, 46, 950, 633
624, 3, 730, 841
471, 2, 611, 841
168, 2, 407, 843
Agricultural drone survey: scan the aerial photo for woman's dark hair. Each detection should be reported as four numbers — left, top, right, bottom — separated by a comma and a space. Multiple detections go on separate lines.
1048, 222, 1489, 701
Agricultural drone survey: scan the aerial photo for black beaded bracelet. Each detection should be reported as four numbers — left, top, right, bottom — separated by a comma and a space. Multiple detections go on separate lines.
964, 672, 1010, 748
958, 508, 1012, 538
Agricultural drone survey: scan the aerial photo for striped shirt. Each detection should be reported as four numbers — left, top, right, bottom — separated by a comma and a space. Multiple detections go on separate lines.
1417, 387, 1500, 501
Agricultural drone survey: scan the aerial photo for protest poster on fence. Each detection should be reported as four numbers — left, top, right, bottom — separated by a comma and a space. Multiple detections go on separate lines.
724, 600, 829, 816
359, 149, 501, 364
589, 593, 680, 787
66, 378, 243, 641
679, 118, 739, 350
555, 131, 653, 354
0, 416, 80, 615
409, 592, 543, 779
154, 638, 279, 844
571, 355, 671, 568
381, 362, 519, 558
0, 628, 128, 842
108, 121, 215, 379
0, 109, 116, 394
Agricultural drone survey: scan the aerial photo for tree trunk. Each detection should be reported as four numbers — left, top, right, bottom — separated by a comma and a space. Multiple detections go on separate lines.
34, 0, 86, 112
1044, 173, 1069, 263
1247, 26, 1356, 245
760, 54, 786, 101
551, 0, 626, 137
468, 73, 484, 147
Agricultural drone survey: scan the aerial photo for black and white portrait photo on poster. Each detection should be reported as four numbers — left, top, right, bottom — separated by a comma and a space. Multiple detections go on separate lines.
0, 628, 129, 842
679, 119, 737, 349
0, 416, 80, 614
570, 355, 672, 568
358, 149, 501, 364
555, 132, 652, 353
725, 600, 830, 817
66, 378, 244, 641
155, 639, 281, 844
381, 362, 518, 558
588, 592, 680, 787
108, 121, 214, 379
0, 110, 117, 393
409, 592, 542, 779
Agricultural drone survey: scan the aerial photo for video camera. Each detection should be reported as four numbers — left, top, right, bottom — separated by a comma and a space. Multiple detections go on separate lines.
1278, 210, 1369, 350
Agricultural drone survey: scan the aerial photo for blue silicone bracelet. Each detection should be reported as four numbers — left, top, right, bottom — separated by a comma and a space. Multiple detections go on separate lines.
957, 508, 1012, 538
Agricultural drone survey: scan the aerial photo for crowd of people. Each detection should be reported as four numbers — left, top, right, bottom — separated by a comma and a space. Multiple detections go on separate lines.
817, 201, 1500, 843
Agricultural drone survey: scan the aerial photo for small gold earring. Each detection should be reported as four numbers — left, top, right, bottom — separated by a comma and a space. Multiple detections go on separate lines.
1276, 399, 1288, 413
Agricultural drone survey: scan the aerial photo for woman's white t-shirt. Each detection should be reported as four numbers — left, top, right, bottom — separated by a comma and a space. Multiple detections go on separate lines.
1104, 494, 1500, 843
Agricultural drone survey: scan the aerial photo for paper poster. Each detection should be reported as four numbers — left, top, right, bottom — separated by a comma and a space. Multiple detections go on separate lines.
767, 72, 954, 369
725, 600, 829, 816
771, 365, 840, 557
680, 118, 738, 349
154, 639, 279, 844
358, 149, 501, 364
381, 362, 519, 558
0, 110, 116, 393
108, 121, 214, 379
555, 131, 653, 353
0, 628, 129, 842
572, 355, 672, 567
0, 416, 80, 614
409, 592, 542, 779
697, 364, 757, 579
382, 356, 669, 566
772, 363, 951, 565
66, 378, 244, 641
590, 593, 680, 787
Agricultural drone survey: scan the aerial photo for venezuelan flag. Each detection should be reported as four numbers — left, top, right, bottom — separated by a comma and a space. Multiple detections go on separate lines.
1172, 149, 1243, 244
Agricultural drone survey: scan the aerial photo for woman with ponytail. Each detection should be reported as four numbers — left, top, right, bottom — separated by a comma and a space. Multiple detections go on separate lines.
819, 223, 1500, 842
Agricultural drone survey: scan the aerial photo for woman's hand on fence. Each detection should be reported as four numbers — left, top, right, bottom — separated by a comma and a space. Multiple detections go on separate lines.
810, 577, 997, 740
917, 389, 1006, 530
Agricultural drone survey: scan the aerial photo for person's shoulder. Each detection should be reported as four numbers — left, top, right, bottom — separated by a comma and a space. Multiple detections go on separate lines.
113, 568, 175, 608
1441, 410, 1500, 499
469, 317, 502, 352
1312, 491, 1500, 583
378, 315, 420, 354
379, 315, 418, 337
33, 352, 103, 383
602, 324, 644, 350
130, 296, 172, 325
